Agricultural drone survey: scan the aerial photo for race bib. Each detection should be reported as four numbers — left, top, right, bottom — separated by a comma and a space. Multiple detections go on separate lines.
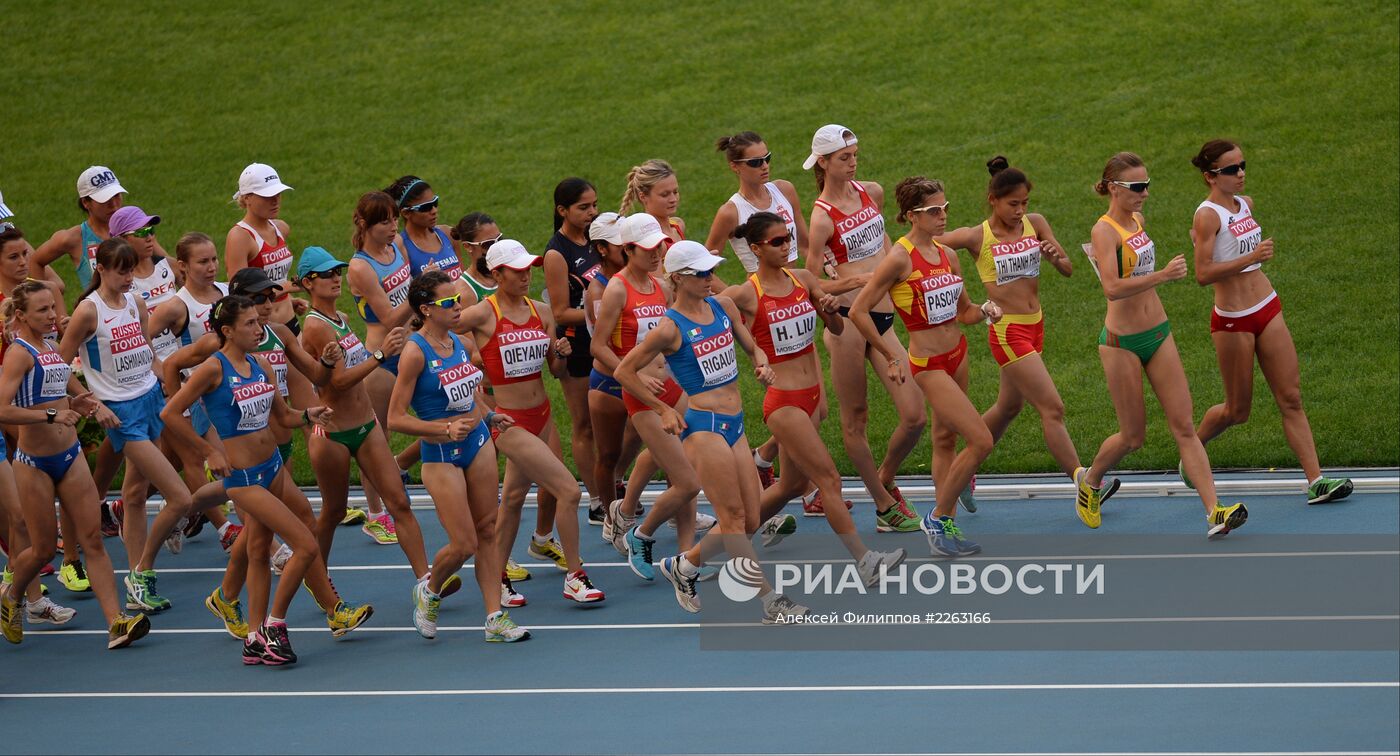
691, 323, 738, 387
990, 235, 1041, 285
35, 351, 71, 401
834, 207, 884, 263
438, 361, 482, 412
497, 328, 550, 379
382, 262, 411, 308
261, 245, 293, 282
262, 348, 289, 396
918, 272, 963, 326
1124, 231, 1156, 278
231, 379, 276, 432
108, 322, 153, 386
765, 299, 816, 356
634, 303, 667, 341
340, 332, 370, 369
1228, 215, 1261, 256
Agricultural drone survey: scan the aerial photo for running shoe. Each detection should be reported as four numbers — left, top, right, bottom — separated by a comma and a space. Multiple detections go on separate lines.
601, 499, 621, 544
262, 621, 297, 664
696, 564, 721, 582
563, 570, 605, 603
761, 594, 811, 625
340, 507, 368, 526
624, 526, 655, 581
885, 484, 911, 509
1207, 502, 1249, 539
270, 542, 293, 576
608, 500, 636, 556
958, 476, 978, 513
363, 513, 398, 545
667, 512, 717, 532
164, 524, 184, 555
942, 517, 981, 555
100, 500, 121, 538
505, 558, 531, 582
181, 513, 208, 539
412, 581, 441, 639
241, 628, 273, 665
1074, 467, 1101, 529
1178, 460, 1195, 490
658, 556, 700, 613
1099, 477, 1122, 507
484, 610, 530, 643
219, 523, 243, 553
1, 591, 23, 643
328, 600, 374, 637
875, 499, 922, 533
59, 561, 91, 593
124, 570, 171, 612
38, 562, 54, 577
110, 498, 125, 536
802, 489, 853, 517
205, 587, 249, 639
500, 576, 527, 608
759, 514, 797, 548
1307, 477, 1354, 505
439, 573, 463, 599
527, 536, 568, 570
107, 612, 150, 650
756, 463, 775, 490
922, 513, 980, 557
856, 548, 907, 588
587, 499, 606, 527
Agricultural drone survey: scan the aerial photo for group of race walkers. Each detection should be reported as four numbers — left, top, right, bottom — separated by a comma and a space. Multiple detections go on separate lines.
0, 127, 1354, 664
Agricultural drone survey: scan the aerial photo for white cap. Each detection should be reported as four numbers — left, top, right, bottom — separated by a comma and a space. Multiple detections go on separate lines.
664, 240, 725, 274
621, 213, 668, 249
0, 188, 12, 221
233, 163, 293, 200
588, 212, 624, 245
77, 166, 127, 203
485, 239, 542, 271
802, 124, 858, 170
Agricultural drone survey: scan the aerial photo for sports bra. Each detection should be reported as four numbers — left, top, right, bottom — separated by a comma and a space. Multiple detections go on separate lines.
480, 295, 550, 385
353, 244, 412, 325
1101, 214, 1156, 279
663, 297, 738, 396
13, 337, 70, 408
305, 309, 371, 371
813, 181, 884, 265
890, 237, 963, 331
749, 269, 816, 363
1197, 197, 1262, 273
401, 227, 463, 281
976, 216, 1041, 286
608, 274, 667, 358
408, 332, 482, 420
205, 352, 277, 439
235, 220, 294, 287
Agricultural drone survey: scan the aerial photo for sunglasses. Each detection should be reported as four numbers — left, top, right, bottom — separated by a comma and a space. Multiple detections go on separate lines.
245, 292, 276, 305
760, 233, 792, 247
126, 226, 157, 238
1110, 179, 1151, 193
429, 293, 462, 308
735, 153, 772, 169
469, 233, 502, 249
1208, 161, 1246, 176
912, 201, 951, 215
676, 268, 714, 279
404, 196, 440, 213
305, 267, 344, 281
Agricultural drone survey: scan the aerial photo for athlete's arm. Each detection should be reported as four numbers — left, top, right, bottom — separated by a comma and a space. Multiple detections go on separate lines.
541, 249, 585, 329
539, 303, 570, 379
775, 180, 811, 254
848, 248, 910, 364
1090, 220, 1185, 301
718, 280, 757, 322
224, 225, 256, 278
159, 357, 223, 465
704, 202, 740, 266
588, 279, 628, 373
57, 299, 96, 364
936, 224, 982, 254
300, 316, 378, 392
1029, 213, 1072, 277
132, 296, 163, 380
29, 227, 78, 280
717, 295, 771, 384
794, 269, 844, 335
387, 340, 446, 437
145, 297, 189, 348
1190, 204, 1272, 286
347, 258, 413, 329
162, 332, 220, 396
270, 322, 331, 386
614, 318, 680, 414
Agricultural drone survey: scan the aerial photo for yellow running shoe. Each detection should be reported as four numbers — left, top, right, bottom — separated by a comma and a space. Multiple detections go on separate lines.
439, 573, 463, 599
1, 589, 22, 644
504, 558, 531, 582
59, 561, 92, 593
527, 536, 568, 571
340, 507, 368, 526
362, 514, 398, 545
1207, 502, 1249, 539
327, 600, 374, 637
1074, 467, 1101, 529
204, 587, 248, 639
108, 613, 151, 649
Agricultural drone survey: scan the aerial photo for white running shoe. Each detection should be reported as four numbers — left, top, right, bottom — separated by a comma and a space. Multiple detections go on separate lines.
856, 548, 907, 588
412, 580, 440, 640
563, 570, 605, 603
270, 542, 293, 576
667, 512, 717, 532
759, 514, 797, 548
500, 577, 527, 608
25, 596, 76, 625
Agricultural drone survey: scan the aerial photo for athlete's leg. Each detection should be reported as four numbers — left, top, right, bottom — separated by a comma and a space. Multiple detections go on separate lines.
870, 328, 928, 490
824, 327, 898, 510
1086, 346, 1148, 486
561, 374, 600, 506
1255, 316, 1323, 481
56, 465, 123, 623
122, 440, 194, 573
1146, 336, 1218, 513
768, 405, 864, 559
915, 371, 994, 518
1000, 354, 1080, 475
307, 433, 352, 562
421, 463, 477, 596
1196, 331, 1257, 444
356, 430, 429, 578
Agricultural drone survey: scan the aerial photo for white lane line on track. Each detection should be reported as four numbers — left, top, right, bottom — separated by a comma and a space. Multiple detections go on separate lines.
25, 615, 1400, 636
2, 681, 1396, 699
110, 550, 1400, 575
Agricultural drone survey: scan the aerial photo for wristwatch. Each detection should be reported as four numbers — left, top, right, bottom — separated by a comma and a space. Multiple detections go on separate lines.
372, 350, 386, 363
46, 408, 57, 424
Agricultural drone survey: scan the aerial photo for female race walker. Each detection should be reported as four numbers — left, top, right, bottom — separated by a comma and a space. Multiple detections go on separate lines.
803, 124, 924, 529
938, 157, 1099, 499
456, 240, 603, 604
59, 239, 193, 613
543, 178, 603, 523
617, 241, 805, 622
1187, 140, 1351, 505
0, 280, 148, 648
30, 166, 151, 290
388, 271, 530, 641
619, 160, 687, 244
225, 163, 299, 332
448, 212, 500, 306
1075, 153, 1248, 537
852, 178, 1002, 556
162, 295, 343, 665
723, 213, 905, 578
389, 176, 463, 282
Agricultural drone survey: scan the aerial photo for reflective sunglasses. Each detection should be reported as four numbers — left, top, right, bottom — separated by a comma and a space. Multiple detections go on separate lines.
429, 293, 462, 308
1111, 179, 1151, 193
126, 226, 157, 238
760, 233, 792, 247
404, 195, 440, 213
735, 152, 772, 169
912, 201, 950, 215
1208, 161, 1246, 176
676, 268, 714, 279
305, 267, 344, 281
469, 233, 502, 249
245, 292, 274, 305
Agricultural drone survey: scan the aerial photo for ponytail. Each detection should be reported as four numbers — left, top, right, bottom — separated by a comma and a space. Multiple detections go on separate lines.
618, 160, 674, 215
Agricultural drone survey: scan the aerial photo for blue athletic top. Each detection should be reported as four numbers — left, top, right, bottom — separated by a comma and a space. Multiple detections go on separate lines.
662, 297, 739, 396
401, 228, 463, 281
13, 338, 70, 408
408, 332, 482, 421
77, 222, 101, 288
353, 243, 411, 325
205, 352, 277, 439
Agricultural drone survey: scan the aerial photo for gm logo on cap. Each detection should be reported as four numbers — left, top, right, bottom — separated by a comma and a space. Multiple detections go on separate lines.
90, 170, 116, 188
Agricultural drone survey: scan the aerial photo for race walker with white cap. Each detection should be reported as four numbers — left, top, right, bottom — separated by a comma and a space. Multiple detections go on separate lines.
31, 166, 167, 291
226, 163, 299, 332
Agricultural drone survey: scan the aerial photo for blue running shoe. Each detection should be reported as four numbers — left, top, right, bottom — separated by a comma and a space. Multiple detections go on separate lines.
624, 526, 655, 581
922, 512, 976, 557
940, 516, 981, 555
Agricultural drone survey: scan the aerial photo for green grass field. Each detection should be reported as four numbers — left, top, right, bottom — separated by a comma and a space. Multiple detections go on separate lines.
3, 1, 1397, 486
